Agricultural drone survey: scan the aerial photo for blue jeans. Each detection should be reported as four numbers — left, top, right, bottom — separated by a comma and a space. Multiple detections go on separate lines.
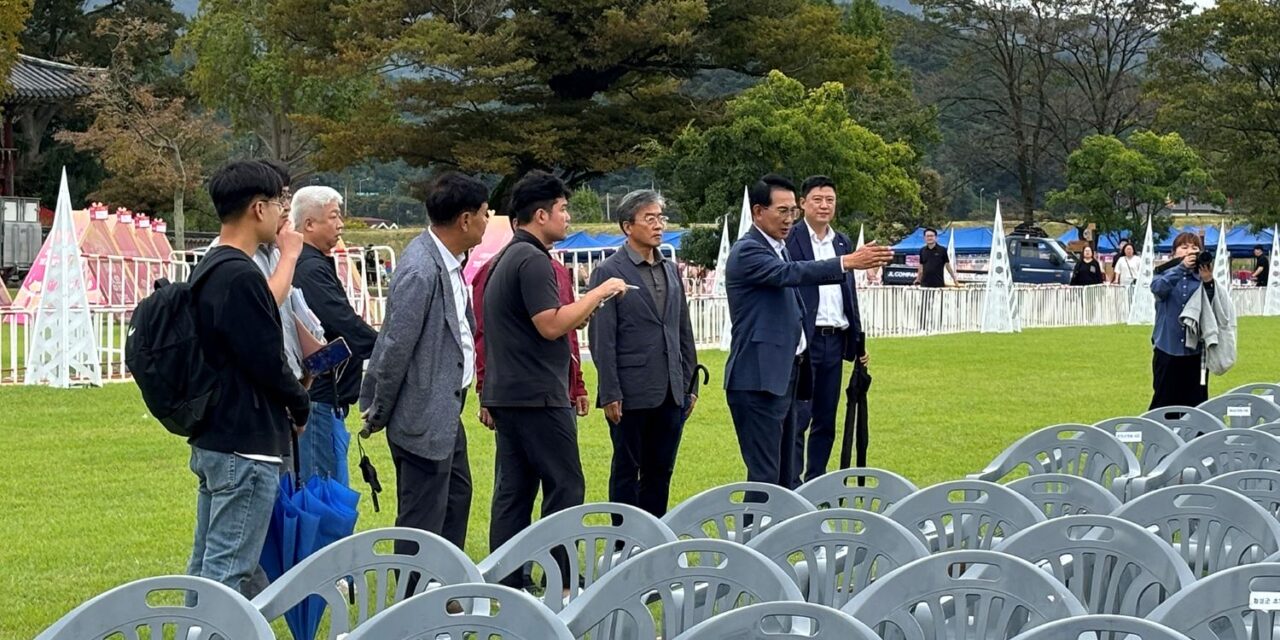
297, 402, 350, 485
187, 447, 280, 598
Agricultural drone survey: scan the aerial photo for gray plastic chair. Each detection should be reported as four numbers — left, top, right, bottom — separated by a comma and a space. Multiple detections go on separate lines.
1141, 406, 1225, 441
884, 479, 1047, 552
1123, 429, 1280, 497
251, 527, 482, 639
842, 550, 1088, 640
1206, 469, 1280, 519
672, 601, 879, 640
558, 538, 804, 640
994, 515, 1195, 617
1093, 416, 1186, 473
1200, 393, 1280, 428
662, 481, 815, 544
477, 502, 677, 613
1255, 421, 1280, 437
1226, 382, 1280, 403
344, 583, 574, 640
970, 423, 1140, 497
747, 508, 929, 608
1149, 563, 1280, 640
1008, 615, 1193, 640
1112, 484, 1280, 577
795, 467, 919, 512
1006, 474, 1123, 519
35, 575, 275, 640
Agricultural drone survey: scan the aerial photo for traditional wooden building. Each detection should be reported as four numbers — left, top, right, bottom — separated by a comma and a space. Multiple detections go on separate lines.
2, 54, 99, 197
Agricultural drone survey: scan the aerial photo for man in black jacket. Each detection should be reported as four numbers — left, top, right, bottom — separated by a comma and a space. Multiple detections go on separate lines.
291, 185, 378, 484
187, 160, 310, 598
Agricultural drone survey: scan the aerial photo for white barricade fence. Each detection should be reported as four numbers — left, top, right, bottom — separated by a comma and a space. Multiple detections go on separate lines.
1, 305, 132, 384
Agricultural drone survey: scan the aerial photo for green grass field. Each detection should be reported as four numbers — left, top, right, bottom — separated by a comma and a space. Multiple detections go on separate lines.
3, 319, 1279, 638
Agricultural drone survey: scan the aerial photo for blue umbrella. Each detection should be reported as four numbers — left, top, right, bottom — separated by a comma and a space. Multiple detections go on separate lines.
261, 450, 361, 640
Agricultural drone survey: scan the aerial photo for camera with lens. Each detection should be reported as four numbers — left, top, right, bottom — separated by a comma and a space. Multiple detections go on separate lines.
1194, 250, 1214, 269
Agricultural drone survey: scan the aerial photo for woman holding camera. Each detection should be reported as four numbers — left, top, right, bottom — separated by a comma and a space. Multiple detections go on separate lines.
1149, 232, 1215, 409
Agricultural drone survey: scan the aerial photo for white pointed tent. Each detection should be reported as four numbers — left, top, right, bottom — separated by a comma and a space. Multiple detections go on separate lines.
25, 169, 101, 387
718, 187, 753, 350
980, 202, 1019, 333
1212, 221, 1235, 314
1265, 225, 1280, 316
945, 224, 958, 286
854, 224, 870, 288
1127, 215, 1157, 325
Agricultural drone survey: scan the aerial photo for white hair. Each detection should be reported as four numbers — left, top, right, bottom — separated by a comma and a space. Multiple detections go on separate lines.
291, 186, 344, 230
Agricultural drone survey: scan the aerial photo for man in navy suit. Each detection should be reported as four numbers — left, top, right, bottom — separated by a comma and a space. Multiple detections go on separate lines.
785, 176, 867, 484
725, 174, 893, 488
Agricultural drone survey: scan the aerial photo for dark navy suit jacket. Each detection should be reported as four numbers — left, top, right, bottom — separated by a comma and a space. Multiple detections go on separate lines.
785, 223, 864, 361
724, 226, 845, 397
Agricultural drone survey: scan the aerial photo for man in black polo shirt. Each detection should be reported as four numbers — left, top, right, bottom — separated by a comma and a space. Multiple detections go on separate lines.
1254, 245, 1270, 287
914, 227, 956, 288
482, 171, 628, 566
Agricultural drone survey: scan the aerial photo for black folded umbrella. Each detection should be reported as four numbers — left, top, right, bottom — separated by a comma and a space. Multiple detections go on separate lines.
840, 335, 872, 480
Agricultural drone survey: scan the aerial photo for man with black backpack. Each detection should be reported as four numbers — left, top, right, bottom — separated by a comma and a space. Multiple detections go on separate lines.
182, 160, 310, 597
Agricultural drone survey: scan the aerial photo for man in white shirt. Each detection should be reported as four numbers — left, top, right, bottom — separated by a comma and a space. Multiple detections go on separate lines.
784, 176, 868, 484
359, 172, 489, 551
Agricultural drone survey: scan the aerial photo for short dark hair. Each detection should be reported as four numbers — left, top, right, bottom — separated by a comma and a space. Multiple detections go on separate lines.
1172, 231, 1203, 251
208, 160, 283, 222
924, 227, 938, 236
748, 174, 796, 209
1256, 245, 1266, 252
258, 159, 292, 188
509, 170, 570, 225
425, 172, 490, 226
800, 175, 836, 198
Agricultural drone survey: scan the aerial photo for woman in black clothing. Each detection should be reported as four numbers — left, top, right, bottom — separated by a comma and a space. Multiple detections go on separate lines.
1071, 245, 1105, 285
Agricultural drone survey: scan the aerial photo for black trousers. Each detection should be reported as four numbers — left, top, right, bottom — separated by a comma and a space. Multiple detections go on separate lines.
793, 330, 845, 484
1150, 349, 1208, 410
607, 394, 684, 517
389, 427, 471, 553
726, 360, 802, 489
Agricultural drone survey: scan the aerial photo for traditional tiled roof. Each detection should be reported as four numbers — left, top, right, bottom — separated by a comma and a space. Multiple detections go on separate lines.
4, 54, 100, 105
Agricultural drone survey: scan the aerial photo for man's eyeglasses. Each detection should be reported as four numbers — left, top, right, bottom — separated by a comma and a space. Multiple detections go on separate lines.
773, 206, 802, 218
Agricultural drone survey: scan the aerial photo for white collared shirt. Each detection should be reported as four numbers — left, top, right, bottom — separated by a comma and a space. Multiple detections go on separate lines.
754, 226, 807, 356
808, 222, 849, 330
430, 228, 475, 390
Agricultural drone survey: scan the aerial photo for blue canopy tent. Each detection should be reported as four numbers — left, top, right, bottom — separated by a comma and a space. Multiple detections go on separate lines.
892, 227, 993, 254
553, 229, 686, 252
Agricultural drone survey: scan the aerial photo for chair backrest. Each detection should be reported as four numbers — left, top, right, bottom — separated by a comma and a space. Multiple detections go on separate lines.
662, 482, 815, 544
1141, 406, 1225, 441
251, 527, 483, 638
1199, 393, 1280, 428
795, 467, 918, 512
1007, 615, 1193, 640
671, 601, 879, 640
1124, 429, 1280, 497
476, 502, 677, 613
884, 480, 1047, 552
1093, 416, 1186, 473
842, 550, 1088, 640
1205, 469, 1280, 519
1255, 421, 1280, 437
1148, 563, 1280, 640
1226, 382, 1280, 404
1112, 484, 1280, 577
746, 508, 929, 609
994, 515, 1195, 617
1006, 474, 1123, 519
35, 576, 275, 640
558, 539, 804, 640
970, 424, 1140, 496
344, 583, 574, 640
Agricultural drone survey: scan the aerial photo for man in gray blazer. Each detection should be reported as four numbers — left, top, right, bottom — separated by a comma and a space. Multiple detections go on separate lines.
359, 172, 490, 551
588, 189, 697, 517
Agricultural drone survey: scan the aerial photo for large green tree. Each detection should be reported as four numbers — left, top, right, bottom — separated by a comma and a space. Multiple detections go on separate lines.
648, 71, 924, 240
180, 0, 370, 177
306, 0, 886, 208
1046, 131, 1223, 242
0, 0, 31, 84
1148, 0, 1280, 227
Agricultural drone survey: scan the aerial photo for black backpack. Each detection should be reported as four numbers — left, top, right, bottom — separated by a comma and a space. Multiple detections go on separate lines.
126, 250, 235, 437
